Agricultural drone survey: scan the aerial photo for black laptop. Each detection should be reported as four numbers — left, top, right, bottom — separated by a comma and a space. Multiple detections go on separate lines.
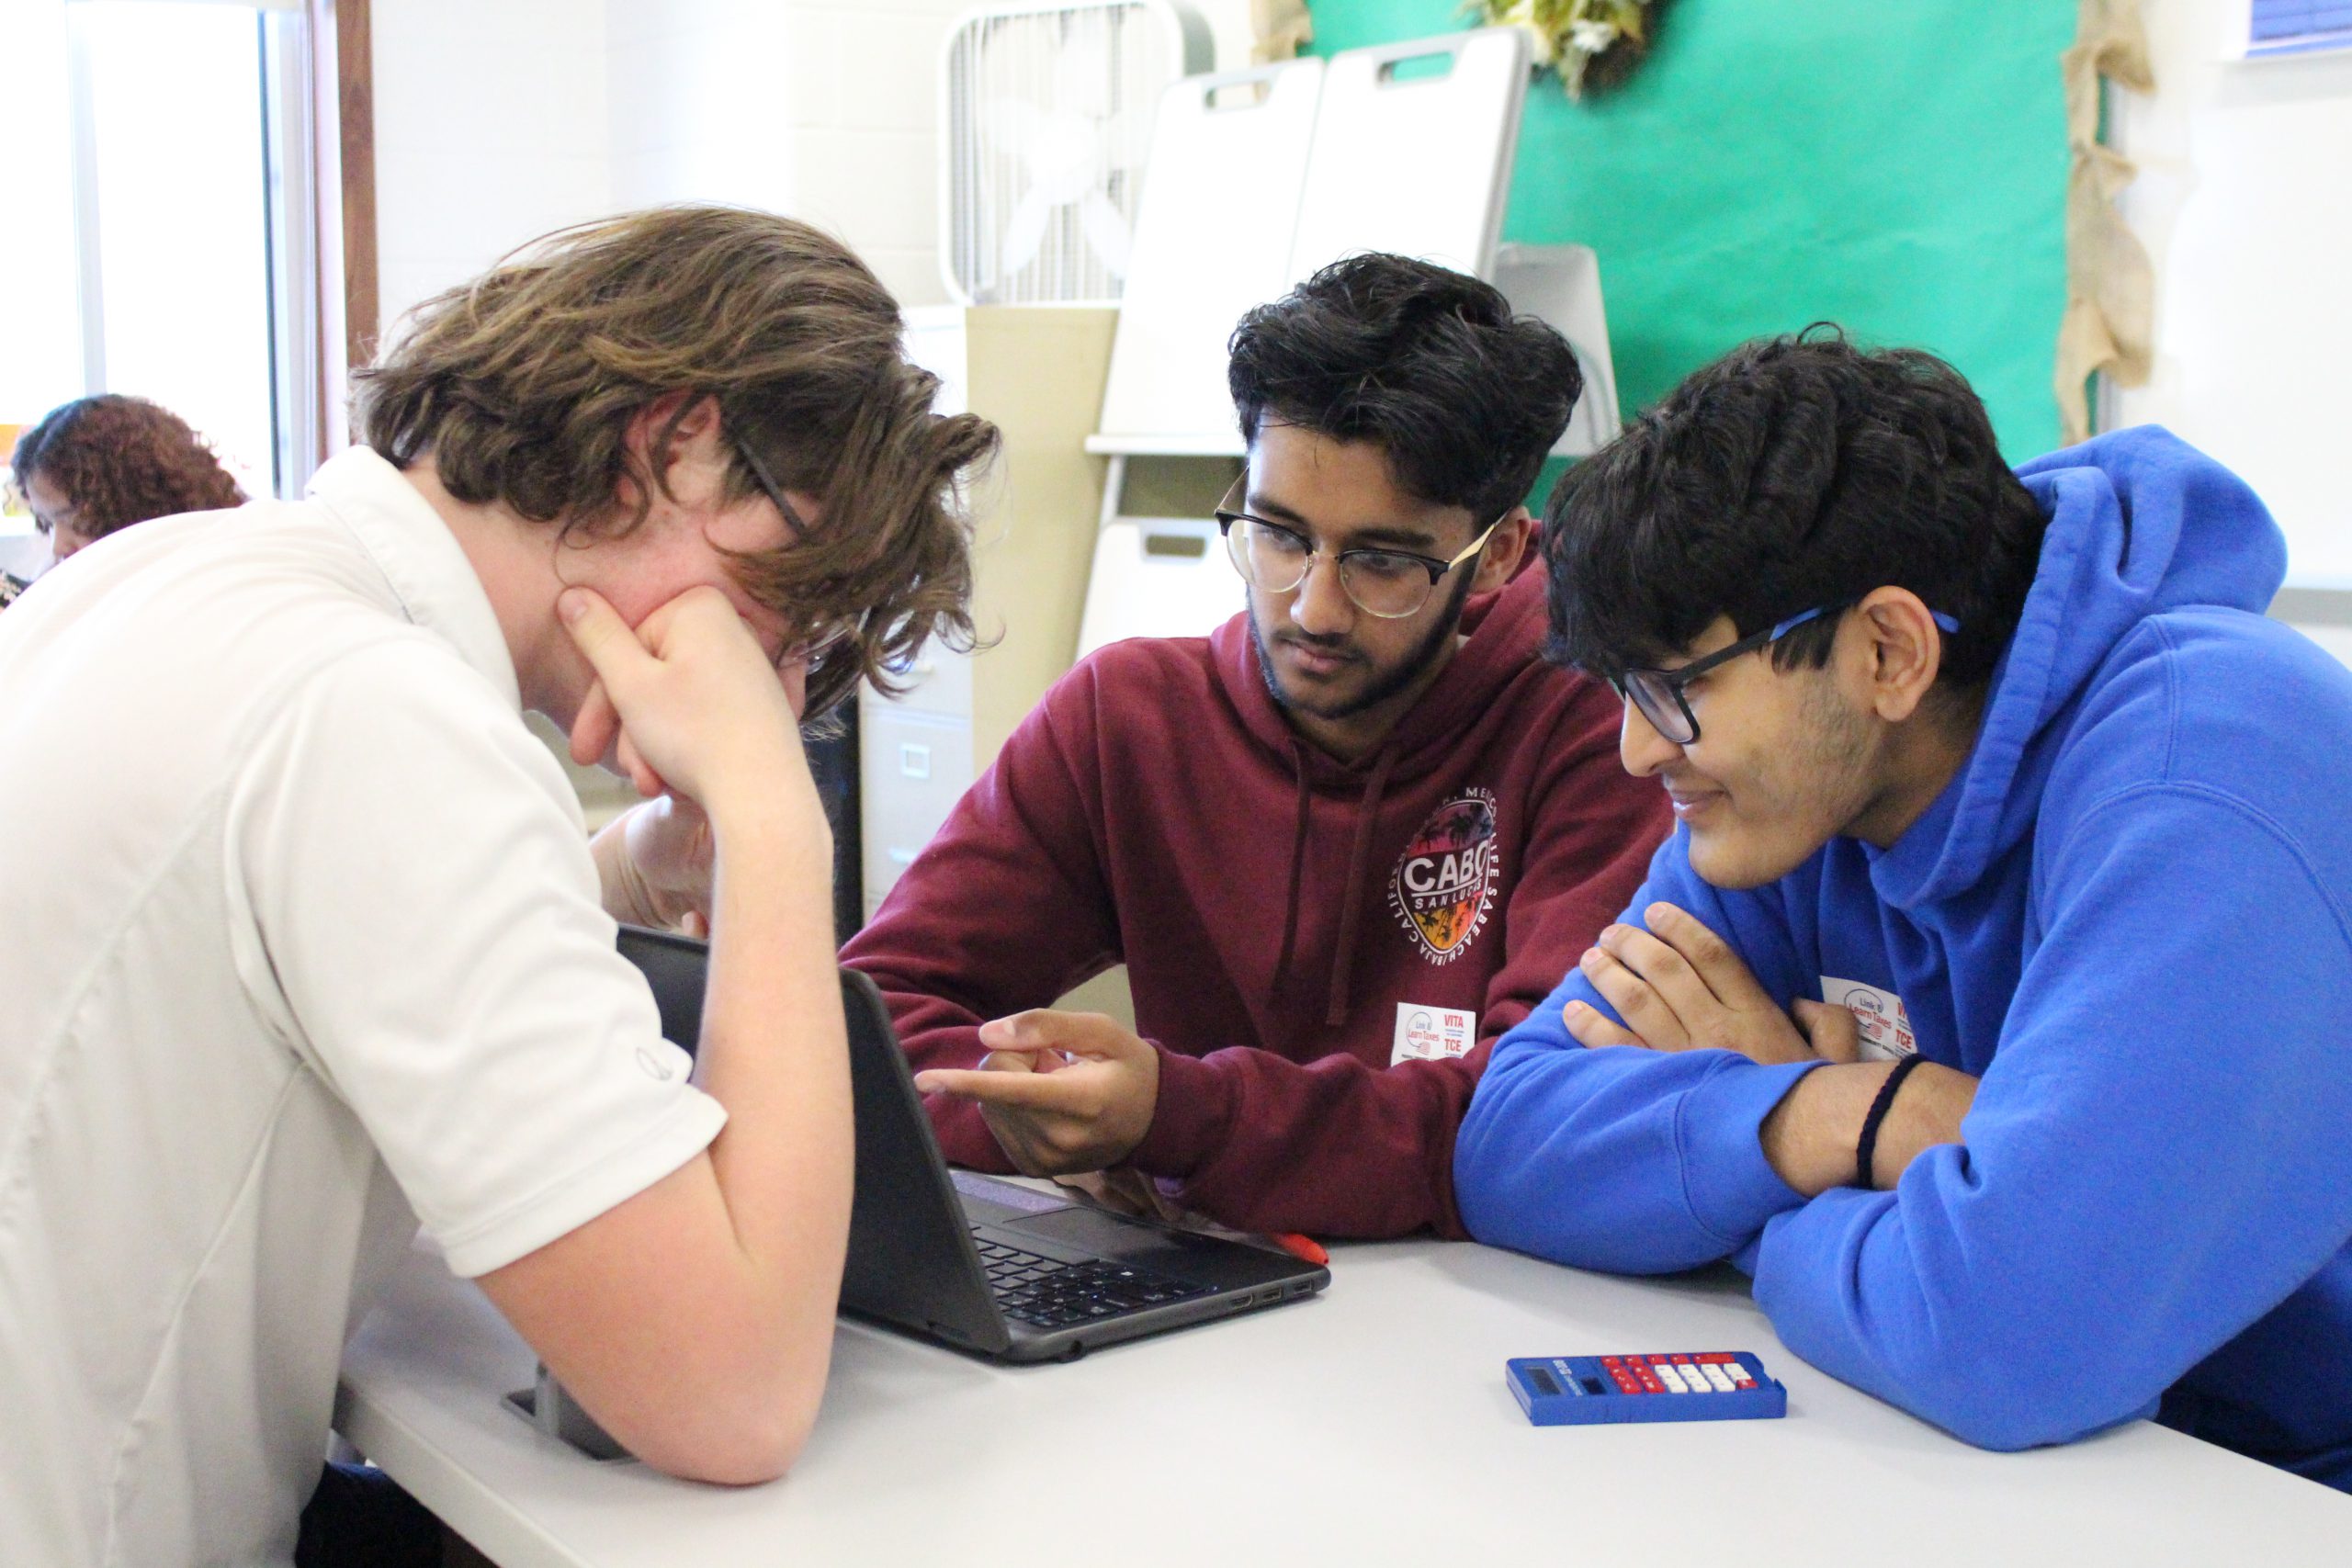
618, 924, 1329, 1363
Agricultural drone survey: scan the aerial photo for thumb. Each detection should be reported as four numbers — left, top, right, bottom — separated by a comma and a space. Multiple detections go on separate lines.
978, 1008, 1136, 1059
1029, 1010, 1142, 1062
1792, 998, 1862, 1065
558, 588, 653, 699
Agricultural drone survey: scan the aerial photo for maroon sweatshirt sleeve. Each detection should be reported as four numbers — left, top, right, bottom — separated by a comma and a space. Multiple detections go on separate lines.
1127, 677, 1668, 1239
842, 694, 1123, 1176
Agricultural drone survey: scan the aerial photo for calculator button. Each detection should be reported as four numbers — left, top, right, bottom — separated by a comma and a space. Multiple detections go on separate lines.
1701, 1363, 1736, 1393
1657, 1364, 1689, 1393
1611, 1370, 1639, 1394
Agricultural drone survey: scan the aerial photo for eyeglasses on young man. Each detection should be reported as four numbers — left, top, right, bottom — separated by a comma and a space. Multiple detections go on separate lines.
1611, 604, 1962, 747
1212, 476, 1500, 621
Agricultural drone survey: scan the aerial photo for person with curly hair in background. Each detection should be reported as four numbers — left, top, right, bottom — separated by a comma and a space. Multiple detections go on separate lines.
9, 393, 245, 564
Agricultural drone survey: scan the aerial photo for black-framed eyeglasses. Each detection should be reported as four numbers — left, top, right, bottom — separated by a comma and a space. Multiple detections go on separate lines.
730, 431, 812, 541
729, 428, 848, 671
1212, 476, 1499, 621
1614, 604, 1962, 746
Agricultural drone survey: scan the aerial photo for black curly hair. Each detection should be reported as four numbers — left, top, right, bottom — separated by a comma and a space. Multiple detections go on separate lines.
1544, 325, 2048, 691
1226, 254, 1582, 523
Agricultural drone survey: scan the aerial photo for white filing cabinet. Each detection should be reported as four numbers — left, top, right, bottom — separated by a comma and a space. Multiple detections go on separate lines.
857, 306, 1118, 920
858, 655, 976, 923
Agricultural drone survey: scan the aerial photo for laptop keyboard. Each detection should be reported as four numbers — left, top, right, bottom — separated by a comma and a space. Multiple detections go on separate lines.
970, 1232, 1211, 1329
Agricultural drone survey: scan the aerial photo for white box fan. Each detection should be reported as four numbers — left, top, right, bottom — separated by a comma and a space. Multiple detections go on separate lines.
939, 1, 1211, 305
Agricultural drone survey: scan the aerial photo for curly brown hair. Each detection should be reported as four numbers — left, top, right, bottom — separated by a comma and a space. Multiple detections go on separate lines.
352, 206, 999, 718
10, 395, 245, 539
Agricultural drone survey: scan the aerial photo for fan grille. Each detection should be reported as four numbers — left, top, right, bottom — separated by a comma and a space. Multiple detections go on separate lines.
943, 3, 1188, 306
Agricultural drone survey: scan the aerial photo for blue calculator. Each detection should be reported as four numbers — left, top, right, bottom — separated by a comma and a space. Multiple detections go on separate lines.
1508, 1352, 1786, 1425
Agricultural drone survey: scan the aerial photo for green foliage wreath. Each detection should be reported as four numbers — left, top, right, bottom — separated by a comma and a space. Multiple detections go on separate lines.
1473, 0, 1664, 97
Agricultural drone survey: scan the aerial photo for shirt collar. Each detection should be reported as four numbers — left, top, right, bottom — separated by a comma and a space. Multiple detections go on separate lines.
305, 446, 522, 710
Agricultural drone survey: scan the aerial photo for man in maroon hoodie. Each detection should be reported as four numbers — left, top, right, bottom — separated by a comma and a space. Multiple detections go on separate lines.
843, 254, 1668, 1238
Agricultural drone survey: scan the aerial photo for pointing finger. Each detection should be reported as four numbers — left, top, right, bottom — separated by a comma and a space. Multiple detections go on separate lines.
913, 1068, 1093, 1111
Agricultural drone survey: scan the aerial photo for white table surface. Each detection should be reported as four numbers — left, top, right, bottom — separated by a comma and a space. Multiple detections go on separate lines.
338, 1236, 2352, 1567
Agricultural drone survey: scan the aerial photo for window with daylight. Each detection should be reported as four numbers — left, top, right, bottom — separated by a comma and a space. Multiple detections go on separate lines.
2, 0, 330, 542
2248, 0, 2352, 58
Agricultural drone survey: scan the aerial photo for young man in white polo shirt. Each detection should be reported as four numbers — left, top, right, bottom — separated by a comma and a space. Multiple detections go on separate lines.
0, 207, 996, 1566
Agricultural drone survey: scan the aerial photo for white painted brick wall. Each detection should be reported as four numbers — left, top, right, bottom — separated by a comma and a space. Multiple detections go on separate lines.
374, 2, 1261, 327
605, 0, 965, 310
372, 0, 613, 337
598, 0, 1255, 310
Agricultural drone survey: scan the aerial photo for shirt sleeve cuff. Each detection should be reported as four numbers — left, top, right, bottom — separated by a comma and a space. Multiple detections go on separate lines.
434, 1089, 728, 1278
1678, 1055, 1821, 1247
1126, 1044, 1228, 1180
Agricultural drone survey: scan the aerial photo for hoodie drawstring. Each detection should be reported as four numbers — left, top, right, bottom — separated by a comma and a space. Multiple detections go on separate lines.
1269, 741, 1316, 1001
1324, 746, 1398, 1028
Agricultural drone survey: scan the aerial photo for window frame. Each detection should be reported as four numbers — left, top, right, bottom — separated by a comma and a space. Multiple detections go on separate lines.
59, 0, 374, 497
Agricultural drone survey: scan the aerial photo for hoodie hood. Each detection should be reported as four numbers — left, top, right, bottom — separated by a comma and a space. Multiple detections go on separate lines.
1874, 425, 2288, 907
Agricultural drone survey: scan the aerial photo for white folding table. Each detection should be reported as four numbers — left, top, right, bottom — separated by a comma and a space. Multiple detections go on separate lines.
337, 1235, 2352, 1567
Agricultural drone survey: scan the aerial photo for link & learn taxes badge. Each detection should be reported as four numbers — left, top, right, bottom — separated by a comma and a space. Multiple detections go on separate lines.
1392, 1003, 1477, 1066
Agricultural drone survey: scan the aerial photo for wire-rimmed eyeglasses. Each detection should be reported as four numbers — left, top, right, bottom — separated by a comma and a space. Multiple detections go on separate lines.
1212, 476, 1499, 620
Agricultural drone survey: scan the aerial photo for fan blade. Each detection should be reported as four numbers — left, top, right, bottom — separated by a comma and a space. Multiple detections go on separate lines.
983, 96, 1048, 172
1077, 190, 1132, 278
1000, 186, 1055, 277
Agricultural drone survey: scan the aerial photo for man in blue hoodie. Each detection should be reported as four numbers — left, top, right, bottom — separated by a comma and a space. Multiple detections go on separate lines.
1455, 329, 2352, 1488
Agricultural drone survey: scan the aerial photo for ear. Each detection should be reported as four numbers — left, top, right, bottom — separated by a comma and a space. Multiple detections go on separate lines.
1468, 506, 1533, 595
618, 392, 725, 506
1849, 586, 1946, 723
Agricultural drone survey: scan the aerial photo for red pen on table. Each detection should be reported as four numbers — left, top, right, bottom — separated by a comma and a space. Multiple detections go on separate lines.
1268, 1232, 1329, 1266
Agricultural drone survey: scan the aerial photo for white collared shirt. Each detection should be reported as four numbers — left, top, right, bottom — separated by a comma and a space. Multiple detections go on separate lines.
0, 448, 724, 1568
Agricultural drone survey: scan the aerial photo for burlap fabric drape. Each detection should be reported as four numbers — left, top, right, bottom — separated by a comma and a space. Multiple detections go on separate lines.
2057, 0, 2156, 445
1253, 0, 1313, 62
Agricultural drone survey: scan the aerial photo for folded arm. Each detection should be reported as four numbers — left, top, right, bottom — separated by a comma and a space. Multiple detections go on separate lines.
1754, 790, 2352, 1450
252, 590, 851, 1484
1455, 830, 1826, 1270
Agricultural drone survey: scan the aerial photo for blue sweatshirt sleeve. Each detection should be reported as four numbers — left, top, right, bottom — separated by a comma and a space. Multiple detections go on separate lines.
1753, 786, 2352, 1452
1455, 830, 1824, 1272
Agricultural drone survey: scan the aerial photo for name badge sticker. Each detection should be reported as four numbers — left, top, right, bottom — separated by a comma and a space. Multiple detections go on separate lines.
1820, 976, 1917, 1061
1392, 1002, 1477, 1066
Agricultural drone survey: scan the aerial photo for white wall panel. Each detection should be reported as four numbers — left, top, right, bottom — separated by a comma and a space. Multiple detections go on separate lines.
2109, 0, 2352, 585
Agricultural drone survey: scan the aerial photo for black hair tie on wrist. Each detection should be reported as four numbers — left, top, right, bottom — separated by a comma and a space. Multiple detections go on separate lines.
1855, 1054, 1928, 1190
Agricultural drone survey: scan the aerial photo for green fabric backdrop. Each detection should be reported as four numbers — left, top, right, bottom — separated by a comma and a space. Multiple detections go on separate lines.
1306, 1, 2076, 463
